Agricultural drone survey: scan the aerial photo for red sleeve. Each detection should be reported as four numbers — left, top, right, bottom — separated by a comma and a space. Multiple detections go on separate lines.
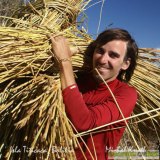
62, 84, 137, 132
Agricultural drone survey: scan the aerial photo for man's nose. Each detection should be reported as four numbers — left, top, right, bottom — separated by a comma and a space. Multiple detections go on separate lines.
99, 53, 109, 64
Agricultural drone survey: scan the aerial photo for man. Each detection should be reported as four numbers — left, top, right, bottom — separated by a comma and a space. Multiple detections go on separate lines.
51, 28, 138, 160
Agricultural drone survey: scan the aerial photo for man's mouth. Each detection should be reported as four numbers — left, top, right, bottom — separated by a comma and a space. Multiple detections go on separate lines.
96, 65, 110, 71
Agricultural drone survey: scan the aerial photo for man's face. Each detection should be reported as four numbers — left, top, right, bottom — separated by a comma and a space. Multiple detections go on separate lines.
92, 40, 130, 82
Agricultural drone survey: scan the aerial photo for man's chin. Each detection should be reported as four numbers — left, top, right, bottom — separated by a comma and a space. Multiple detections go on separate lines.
93, 68, 112, 82
93, 72, 107, 83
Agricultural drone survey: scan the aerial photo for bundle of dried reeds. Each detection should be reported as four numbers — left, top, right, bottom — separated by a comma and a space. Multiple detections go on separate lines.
0, 0, 92, 159
0, 0, 159, 159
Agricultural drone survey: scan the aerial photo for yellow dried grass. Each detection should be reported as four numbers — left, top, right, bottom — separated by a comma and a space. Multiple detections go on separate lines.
0, 0, 160, 159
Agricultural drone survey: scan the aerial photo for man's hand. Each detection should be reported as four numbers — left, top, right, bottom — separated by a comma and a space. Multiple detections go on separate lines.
50, 35, 72, 61
50, 35, 76, 89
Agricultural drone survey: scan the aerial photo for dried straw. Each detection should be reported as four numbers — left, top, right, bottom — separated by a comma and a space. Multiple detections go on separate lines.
0, 0, 159, 159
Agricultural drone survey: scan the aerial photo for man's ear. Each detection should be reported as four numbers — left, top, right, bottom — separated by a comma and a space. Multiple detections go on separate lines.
121, 58, 131, 70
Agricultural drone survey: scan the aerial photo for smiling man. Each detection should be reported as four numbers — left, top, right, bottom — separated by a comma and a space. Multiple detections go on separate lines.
51, 28, 138, 160
92, 40, 130, 83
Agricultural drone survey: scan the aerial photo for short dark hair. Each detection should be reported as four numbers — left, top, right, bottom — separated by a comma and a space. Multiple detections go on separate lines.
85, 28, 138, 82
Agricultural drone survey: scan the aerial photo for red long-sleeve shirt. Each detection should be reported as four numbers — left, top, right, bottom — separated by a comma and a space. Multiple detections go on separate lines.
62, 74, 137, 160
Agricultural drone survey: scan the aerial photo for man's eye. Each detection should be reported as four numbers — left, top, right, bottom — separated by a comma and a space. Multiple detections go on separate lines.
109, 51, 120, 58
110, 54, 116, 58
95, 48, 104, 54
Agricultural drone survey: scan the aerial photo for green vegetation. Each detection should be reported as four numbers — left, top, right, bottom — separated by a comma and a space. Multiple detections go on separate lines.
108, 150, 159, 157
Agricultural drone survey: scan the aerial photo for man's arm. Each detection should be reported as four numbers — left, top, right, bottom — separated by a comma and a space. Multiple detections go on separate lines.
62, 84, 137, 131
50, 36, 75, 90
